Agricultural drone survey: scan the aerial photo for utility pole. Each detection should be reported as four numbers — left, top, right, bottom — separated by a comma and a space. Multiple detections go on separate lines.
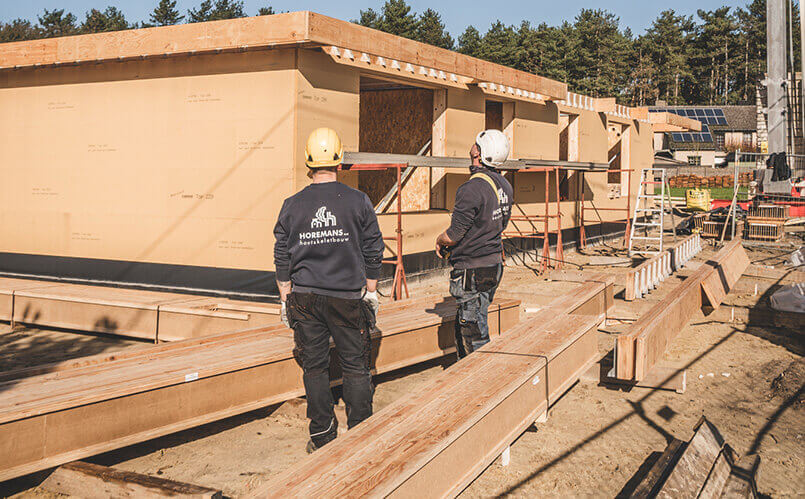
767, 0, 788, 154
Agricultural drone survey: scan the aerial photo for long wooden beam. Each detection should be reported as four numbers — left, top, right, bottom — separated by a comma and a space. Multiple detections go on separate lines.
615, 240, 750, 381
246, 279, 615, 498
0, 295, 519, 482
0, 12, 567, 101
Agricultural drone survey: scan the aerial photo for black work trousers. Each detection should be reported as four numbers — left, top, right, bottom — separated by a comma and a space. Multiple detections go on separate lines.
286, 292, 374, 447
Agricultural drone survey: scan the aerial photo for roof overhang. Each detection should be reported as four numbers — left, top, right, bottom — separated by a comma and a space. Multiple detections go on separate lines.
0, 11, 568, 101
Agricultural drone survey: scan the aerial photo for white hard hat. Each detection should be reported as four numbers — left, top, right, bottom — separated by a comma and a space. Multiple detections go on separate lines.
475, 129, 510, 167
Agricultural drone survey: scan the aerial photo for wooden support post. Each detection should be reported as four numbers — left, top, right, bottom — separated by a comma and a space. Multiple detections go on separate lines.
41, 461, 221, 499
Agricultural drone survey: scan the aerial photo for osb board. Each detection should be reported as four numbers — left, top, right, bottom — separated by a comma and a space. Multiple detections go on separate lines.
358, 87, 432, 209
295, 48, 360, 193
0, 50, 297, 273
377, 211, 451, 255
511, 101, 560, 160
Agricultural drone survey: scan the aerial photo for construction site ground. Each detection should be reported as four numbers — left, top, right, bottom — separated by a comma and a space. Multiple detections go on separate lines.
2, 239, 803, 498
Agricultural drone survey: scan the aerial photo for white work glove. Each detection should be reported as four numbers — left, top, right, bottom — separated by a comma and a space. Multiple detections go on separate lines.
280, 301, 290, 328
363, 290, 380, 317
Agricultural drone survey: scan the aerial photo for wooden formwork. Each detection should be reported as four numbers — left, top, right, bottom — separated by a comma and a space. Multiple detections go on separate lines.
615, 240, 750, 381
744, 220, 786, 241
0, 295, 520, 482
247, 278, 615, 498
625, 234, 702, 301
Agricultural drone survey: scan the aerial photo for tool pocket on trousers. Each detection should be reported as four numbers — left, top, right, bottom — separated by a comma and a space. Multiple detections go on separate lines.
457, 296, 481, 325
474, 265, 500, 293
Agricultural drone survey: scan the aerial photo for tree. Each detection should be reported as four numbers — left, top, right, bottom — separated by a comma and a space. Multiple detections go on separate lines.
80, 7, 129, 34
188, 0, 246, 23
355, 8, 380, 28
38, 9, 77, 38
457, 26, 483, 57
641, 10, 694, 105
375, 0, 418, 39
257, 7, 275, 16
568, 9, 631, 98
150, 0, 184, 26
478, 21, 520, 68
0, 19, 40, 43
415, 8, 453, 49
691, 7, 738, 105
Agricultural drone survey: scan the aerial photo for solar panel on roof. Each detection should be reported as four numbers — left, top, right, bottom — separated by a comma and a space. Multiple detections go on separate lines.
701, 125, 709, 132
716, 117, 728, 125
672, 133, 684, 141
705, 109, 715, 116
681, 133, 693, 141
695, 109, 706, 117
713, 109, 725, 117
702, 133, 713, 141
693, 134, 703, 142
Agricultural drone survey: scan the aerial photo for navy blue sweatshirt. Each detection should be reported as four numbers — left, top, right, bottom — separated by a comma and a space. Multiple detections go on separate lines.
445, 166, 513, 269
273, 182, 384, 298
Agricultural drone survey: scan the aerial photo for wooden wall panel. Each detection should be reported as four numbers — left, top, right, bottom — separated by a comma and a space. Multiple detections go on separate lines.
444, 87, 485, 157
0, 50, 298, 272
511, 101, 560, 160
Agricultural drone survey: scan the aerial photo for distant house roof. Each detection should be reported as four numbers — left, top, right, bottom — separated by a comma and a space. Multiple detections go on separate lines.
648, 105, 757, 132
654, 152, 688, 167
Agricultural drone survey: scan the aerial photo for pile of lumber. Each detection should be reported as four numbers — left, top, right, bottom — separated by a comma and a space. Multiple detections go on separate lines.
246, 277, 615, 497
626, 417, 759, 498
0, 294, 519, 481
616, 239, 750, 381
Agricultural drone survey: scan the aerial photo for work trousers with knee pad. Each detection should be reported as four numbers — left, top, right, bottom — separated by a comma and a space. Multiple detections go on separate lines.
449, 263, 503, 358
286, 292, 375, 448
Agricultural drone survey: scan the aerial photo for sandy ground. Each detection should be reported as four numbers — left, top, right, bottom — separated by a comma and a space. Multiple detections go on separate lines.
2, 238, 803, 498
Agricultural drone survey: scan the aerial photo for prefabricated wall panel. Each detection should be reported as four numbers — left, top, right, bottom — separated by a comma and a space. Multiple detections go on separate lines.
0, 49, 298, 273
510, 101, 560, 160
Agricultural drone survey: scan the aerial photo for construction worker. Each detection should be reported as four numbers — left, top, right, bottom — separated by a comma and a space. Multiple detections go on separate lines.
274, 127, 384, 452
435, 129, 513, 357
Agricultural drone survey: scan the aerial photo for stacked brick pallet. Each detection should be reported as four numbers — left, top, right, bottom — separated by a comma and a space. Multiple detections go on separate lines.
669, 173, 753, 189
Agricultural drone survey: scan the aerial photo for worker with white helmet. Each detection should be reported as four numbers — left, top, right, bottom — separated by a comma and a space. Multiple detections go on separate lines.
273, 127, 384, 452
435, 129, 514, 357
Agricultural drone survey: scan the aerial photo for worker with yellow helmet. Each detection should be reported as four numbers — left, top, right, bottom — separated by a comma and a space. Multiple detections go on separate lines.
273, 127, 384, 452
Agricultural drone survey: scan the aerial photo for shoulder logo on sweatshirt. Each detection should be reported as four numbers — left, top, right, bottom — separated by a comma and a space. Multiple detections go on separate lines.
497, 188, 509, 205
311, 206, 337, 228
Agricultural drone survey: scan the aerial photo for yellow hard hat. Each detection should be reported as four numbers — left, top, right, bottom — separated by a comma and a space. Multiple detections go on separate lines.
305, 127, 343, 168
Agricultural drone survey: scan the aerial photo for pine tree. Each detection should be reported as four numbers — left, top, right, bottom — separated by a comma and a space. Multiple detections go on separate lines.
642, 10, 694, 105
356, 8, 380, 29
0, 19, 41, 43
691, 7, 738, 105
38, 9, 77, 38
568, 9, 631, 98
257, 7, 275, 16
80, 7, 129, 34
150, 0, 184, 26
376, 0, 418, 39
415, 9, 453, 49
457, 26, 483, 57
188, 0, 246, 23
479, 21, 520, 68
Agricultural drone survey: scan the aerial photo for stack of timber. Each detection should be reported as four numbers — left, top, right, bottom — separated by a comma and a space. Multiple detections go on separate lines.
616, 239, 750, 381
247, 276, 615, 498
625, 234, 702, 301
744, 204, 789, 242
0, 295, 519, 481
627, 417, 760, 498
0, 278, 281, 342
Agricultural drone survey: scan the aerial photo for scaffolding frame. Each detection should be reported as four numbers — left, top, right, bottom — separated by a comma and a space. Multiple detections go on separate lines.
503, 166, 564, 272
578, 168, 634, 249
339, 162, 409, 301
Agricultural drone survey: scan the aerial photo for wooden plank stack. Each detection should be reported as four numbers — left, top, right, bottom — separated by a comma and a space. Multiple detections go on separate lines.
627, 417, 760, 498
616, 240, 750, 381
246, 277, 615, 498
744, 204, 789, 242
0, 294, 520, 482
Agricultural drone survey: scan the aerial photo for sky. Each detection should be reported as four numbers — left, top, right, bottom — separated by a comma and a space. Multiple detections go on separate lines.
1, 0, 752, 35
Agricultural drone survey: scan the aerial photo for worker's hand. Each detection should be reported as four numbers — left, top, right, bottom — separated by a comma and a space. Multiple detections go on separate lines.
363, 290, 380, 317
280, 301, 290, 328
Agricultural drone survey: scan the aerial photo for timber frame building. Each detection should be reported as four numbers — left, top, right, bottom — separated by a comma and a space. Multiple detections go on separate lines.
0, 11, 690, 295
